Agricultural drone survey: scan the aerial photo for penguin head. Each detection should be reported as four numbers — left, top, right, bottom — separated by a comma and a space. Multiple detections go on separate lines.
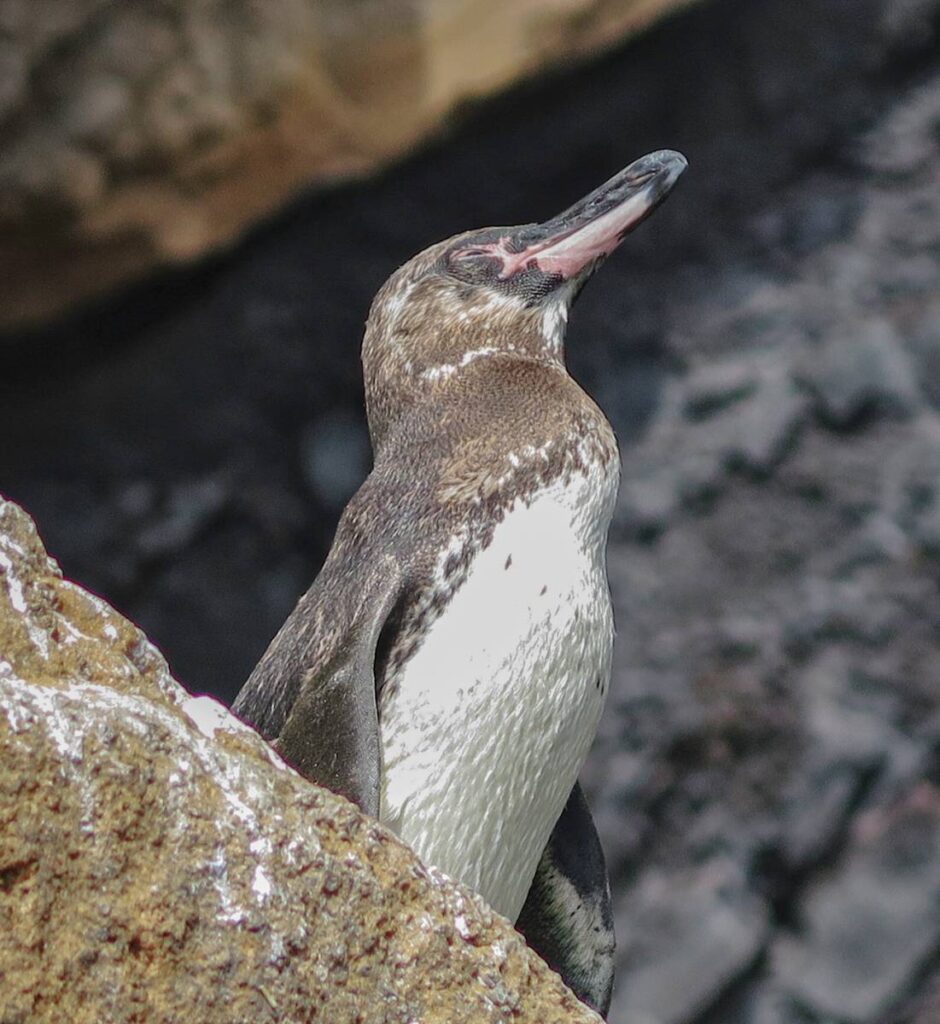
363, 150, 686, 446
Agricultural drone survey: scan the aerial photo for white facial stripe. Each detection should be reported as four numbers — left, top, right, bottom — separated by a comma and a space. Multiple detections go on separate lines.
417, 291, 531, 382
420, 346, 503, 382
541, 301, 568, 353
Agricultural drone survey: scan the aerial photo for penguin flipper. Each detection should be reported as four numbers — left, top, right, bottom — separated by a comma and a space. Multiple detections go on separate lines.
232, 550, 402, 818
515, 782, 616, 1018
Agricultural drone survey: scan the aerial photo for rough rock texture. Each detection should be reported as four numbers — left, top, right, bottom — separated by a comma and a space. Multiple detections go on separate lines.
0, 0, 694, 328
0, 497, 603, 1024
2, 0, 940, 1022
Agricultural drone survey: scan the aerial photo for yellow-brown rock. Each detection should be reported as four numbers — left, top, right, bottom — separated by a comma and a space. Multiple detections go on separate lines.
0, 495, 602, 1024
0, 0, 697, 329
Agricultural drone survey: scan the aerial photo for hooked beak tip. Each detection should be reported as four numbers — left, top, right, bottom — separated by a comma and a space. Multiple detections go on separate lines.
643, 149, 688, 192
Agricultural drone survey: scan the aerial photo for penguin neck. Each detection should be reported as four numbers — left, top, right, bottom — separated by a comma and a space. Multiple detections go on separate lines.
363, 285, 573, 454
412, 299, 569, 379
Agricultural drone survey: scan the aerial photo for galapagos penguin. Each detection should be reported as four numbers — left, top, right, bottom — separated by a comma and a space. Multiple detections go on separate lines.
233, 149, 687, 1015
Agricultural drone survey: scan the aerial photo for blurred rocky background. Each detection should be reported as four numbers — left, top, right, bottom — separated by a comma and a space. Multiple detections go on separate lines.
2, 0, 940, 1022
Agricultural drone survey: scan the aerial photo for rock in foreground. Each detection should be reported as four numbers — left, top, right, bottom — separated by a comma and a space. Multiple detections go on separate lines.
0, 496, 601, 1024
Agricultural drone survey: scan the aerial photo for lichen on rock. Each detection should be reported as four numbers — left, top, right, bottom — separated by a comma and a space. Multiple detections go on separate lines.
0, 495, 602, 1024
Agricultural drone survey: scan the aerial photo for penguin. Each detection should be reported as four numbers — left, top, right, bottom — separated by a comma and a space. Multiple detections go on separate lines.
233, 149, 687, 1016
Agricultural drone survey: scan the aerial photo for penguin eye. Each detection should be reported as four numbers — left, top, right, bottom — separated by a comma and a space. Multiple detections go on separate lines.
447, 246, 501, 283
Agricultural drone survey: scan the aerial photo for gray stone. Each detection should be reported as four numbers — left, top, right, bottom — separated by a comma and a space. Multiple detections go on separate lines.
743, 988, 804, 1024
882, 0, 940, 48
616, 360, 809, 531
725, 370, 807, 474
860, 77, 940, 174
775, 787, 940, 1022
906, 297, 940, 409
683, 359, 760, 421
800, 318, 921, 426
781, 762, 869, 871
611, 861, 769, 1024
909, 491, 940, 556
617, 467, 683, 537
800, 647, 903, 764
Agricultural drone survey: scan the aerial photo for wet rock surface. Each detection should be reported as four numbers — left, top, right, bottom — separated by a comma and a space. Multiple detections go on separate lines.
0, 497, 603, 1024
2, 0, 940, 1021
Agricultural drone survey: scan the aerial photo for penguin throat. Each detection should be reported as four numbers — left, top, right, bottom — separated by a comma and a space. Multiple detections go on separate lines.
540, 288, 575, 355
408, 294, 569, 384
419, 346, 504, 383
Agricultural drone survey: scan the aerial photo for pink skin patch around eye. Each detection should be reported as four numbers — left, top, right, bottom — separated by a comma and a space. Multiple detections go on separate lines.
455, 189, 652, 282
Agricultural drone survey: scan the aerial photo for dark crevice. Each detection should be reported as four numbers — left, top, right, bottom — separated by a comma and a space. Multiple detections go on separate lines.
0, 859, 36, 893
695, 950, 772, 1024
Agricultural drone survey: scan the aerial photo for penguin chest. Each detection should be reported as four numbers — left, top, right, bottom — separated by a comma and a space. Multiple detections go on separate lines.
378, 469, 615, 922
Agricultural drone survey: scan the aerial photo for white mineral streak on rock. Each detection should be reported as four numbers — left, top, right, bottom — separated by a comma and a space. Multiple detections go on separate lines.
0, 669, 303, 938
0, 549, 27, 612
181, 693, 234, 738
252, 862, 274, 900
2, 675, 85, 763
0, 498, 301, 940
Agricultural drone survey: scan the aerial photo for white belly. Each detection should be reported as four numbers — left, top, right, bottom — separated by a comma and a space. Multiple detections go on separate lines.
378, 468, 616, 921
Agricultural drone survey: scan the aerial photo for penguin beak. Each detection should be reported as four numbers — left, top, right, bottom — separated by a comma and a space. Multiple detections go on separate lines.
504, 149, 687, 283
